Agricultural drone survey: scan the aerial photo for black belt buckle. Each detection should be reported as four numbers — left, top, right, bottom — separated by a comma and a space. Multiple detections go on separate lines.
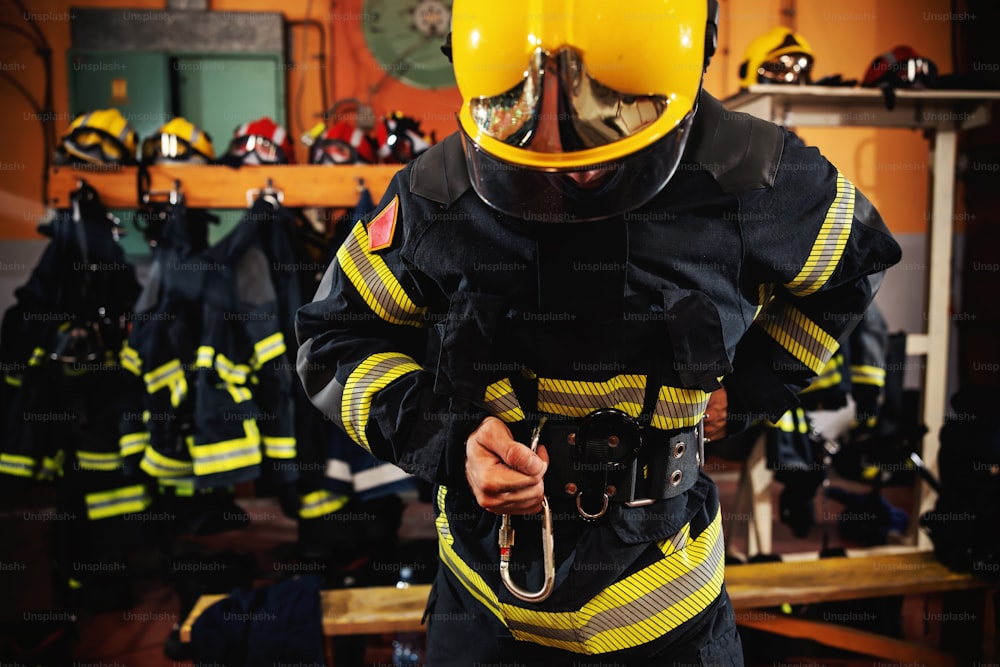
630, 420, 704, 506
570, 408, 642, 519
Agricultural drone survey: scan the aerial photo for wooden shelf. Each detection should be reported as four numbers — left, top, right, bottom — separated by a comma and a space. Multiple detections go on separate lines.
47, 164, 403, 209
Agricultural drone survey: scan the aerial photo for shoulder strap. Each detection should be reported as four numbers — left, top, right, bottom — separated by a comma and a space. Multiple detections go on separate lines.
684, 92, 784, 194
408, 133, 473, 206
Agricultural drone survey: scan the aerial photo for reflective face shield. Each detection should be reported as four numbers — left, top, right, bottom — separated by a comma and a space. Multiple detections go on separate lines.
141, 134, 213, 164
225, 135, 288, 165
63, 128, 136, 165
468, 47, 670, 155
757, 52, 813, 84
459, 46, 696, 222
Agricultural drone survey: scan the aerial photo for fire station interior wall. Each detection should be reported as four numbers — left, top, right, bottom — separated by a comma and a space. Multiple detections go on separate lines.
0, 0, 961, 389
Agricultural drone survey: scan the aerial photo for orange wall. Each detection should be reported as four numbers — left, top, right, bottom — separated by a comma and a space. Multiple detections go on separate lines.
0, 0, 954, 240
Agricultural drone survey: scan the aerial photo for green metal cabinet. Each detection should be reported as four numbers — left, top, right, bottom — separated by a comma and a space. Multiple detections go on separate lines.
66, 9, 287, 257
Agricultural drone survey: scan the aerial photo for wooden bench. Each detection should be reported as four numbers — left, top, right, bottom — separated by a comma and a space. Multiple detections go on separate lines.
180, 549, 995, 665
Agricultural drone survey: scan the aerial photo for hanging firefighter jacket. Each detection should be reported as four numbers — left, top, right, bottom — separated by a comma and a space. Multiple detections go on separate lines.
0, 182, 149, 605
295, 93, 901, 658
121, 195, 299, 491
762, 302, 890, 537
0, 183, 145, 501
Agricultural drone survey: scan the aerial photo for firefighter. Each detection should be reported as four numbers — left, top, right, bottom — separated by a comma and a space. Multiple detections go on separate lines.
295, 1, 901, 664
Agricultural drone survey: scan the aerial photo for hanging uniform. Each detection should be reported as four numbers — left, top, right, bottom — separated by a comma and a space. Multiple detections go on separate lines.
296, 92, 902, 663
0, 183, 148, 604
763, 302, 890, 537
122, 196, 298, 492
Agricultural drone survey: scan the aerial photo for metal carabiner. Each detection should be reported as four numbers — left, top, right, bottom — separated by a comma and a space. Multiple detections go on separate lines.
498, 417, 555, 603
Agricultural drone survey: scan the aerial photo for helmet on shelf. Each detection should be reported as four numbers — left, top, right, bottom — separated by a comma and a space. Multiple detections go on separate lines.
58, 108, 138, 166
221, 117, 295, 165
861, 46, 938, 89
450, 0, 719, 222
739, 27, 816, 89
373, 111, 434, 164
140, 117, 215, 165
305, 121, 377, 165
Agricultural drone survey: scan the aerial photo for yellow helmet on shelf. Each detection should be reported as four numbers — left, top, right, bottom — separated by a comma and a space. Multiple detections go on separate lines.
739, 27, 815, 89
141, 117, 215, 164
450, 0, 719, 221
58, 109, 138, 166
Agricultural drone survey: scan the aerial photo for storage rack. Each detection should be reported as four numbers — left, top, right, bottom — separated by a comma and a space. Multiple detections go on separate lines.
722, 85, 1000, 547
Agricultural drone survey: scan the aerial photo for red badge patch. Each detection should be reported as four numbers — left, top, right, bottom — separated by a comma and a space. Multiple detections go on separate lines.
367, 195, 399, 252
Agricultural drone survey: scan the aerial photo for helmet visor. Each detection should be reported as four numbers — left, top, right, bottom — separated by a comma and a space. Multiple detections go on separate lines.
468, 47, 670, 158
311, 139, 368, 165
757, 53, 814, 84
63, 128, 135, 165
460, 109, 694, 223
225, 135, 287, 164
141, 134, 212, 164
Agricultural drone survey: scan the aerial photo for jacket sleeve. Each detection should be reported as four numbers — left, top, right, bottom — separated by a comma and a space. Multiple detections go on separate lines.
295, 176, 473, 485
724, 130, 902, 432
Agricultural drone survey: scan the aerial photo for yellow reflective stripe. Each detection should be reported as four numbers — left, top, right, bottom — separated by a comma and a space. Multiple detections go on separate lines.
195, 345, 215, 368
538, 375, 646, 419
251, 332, 286, 369
766, 408, 809, 433
215, 353, 250, 385
86, 484, 150, 520
505, 510, 724, 653
651, 386, 710, 430
337, 222, 428, 327
436, 481, 724, 654
4, 373, 21, 387
343, 352, 422, 451
786, 172, 855, 297
39, 451, 64, 480
190, 420, 262, 476
29, 347, 46, 366
483, 378, 525, 423
299, 490, 350, 518
757, 302, 839, 375
263, 436, 296, 459
224, 384, 253, 404
76, 450, 123, 472
120, 342, 142, 375
140, 447, 194, 478
851, 364, 886, 387
434, 486, 506, 623
802, 369, 842, 393
0, 452, 34, 477
144, 359, 189, 407
162, 479, 197, 494
120, 431, 150, 457
802, 355, 843, 393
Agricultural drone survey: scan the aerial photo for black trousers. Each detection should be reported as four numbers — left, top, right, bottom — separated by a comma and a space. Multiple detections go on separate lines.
424, 566, 744, 667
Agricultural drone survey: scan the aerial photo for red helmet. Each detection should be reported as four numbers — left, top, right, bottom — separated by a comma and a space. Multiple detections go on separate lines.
374, 112, 434, 164
223, 117, 295, 165
307, 121, 376, 165
862, 46, 938, 88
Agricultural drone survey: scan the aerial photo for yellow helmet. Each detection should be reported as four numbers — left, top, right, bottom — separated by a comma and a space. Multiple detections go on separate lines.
141, 117, 215, 164
58, 109, 137, 165
739, 27, 815, 89
451, 0, 719, 221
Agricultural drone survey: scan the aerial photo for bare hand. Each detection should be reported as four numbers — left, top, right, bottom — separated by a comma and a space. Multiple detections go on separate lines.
704, 388, 728, 441
465, 417, 549, 515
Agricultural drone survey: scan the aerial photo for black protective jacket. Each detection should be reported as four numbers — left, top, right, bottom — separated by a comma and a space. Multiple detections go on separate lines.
295, 92, 901, 658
